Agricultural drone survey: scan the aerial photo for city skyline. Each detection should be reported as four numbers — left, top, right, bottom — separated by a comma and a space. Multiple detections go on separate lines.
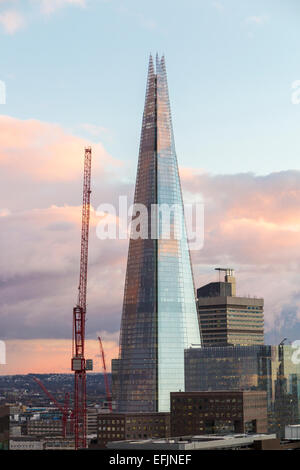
1, 0, 300, 375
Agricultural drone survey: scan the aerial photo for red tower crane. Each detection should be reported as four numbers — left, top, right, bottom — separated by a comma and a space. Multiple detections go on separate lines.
98, 336, 112, 412
33, 376, 70, 438
71, 147, 92, 450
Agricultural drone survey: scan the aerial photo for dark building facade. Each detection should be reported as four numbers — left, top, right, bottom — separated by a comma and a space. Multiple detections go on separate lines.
97, 412, 170, 448
112, 55, 200, 413
197, 269, 264, 347
170, 391, 268, 436
0, 405, 9, 450
185, 345, 300, 437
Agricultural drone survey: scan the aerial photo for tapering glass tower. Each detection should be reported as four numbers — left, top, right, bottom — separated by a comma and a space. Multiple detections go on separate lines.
112, 55, 201, 412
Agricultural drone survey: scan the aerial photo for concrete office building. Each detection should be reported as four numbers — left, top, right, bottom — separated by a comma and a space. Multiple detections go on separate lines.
197, 269, 264, 347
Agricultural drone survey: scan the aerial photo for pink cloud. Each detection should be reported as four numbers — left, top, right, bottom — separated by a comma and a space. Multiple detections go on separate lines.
0, 201, 128, 343
0, 0, 87, 36
1, 337, 118, 375
35, 0, 86, 15
0, 9, 24, 34
181, 169, 300, 338
0, 115, 128, 371
0, 115, 120, 182
2, 114, 300, 372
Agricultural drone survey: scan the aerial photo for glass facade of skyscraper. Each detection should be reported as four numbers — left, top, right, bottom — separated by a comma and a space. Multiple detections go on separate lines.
185, 345, 300, 436
112, 55, 201, 413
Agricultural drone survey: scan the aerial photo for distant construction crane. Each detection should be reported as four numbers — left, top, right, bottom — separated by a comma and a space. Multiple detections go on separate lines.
71, 147, 93, 450
33, 376, 70, 438
279, 338, 287, 346
98, 336, 112, 412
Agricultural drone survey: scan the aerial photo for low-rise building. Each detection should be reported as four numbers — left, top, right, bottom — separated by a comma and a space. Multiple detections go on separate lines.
107, 433, 277, 451
43, 438, 75, 450
97, 412, 170, 448
9, 437, 44, 451
170, 391, 268, 436
27, 419, 62, 436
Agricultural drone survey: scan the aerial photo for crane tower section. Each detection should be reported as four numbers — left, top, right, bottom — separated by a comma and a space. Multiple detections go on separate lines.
72, 147, 93, 450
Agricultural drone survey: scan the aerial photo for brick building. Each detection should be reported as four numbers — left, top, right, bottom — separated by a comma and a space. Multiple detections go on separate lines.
97, 412, 170, 448
170, 391, 268, 436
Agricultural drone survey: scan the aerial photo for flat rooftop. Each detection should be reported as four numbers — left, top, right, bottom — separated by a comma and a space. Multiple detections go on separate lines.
107, 433, 276, 450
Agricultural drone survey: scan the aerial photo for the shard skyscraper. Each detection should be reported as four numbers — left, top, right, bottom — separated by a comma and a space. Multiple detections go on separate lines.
112, 55, 201, 412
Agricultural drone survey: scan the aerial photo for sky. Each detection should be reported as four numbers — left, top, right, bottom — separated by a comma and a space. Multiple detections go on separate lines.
1, 0, 300, 374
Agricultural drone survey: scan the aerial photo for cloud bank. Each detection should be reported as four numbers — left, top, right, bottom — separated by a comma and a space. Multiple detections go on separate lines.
0, 0, 87, 34
1, 115, 300, 373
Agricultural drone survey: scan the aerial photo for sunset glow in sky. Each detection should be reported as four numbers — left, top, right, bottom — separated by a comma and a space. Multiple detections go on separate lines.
1, 0, 300, 374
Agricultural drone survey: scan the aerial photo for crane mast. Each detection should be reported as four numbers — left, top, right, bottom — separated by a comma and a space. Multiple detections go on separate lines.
72, 147, 92, 450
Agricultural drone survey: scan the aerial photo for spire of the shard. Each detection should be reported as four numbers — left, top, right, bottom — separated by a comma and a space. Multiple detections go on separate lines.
147, 53, 154, 81
160, 54, 166, 73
